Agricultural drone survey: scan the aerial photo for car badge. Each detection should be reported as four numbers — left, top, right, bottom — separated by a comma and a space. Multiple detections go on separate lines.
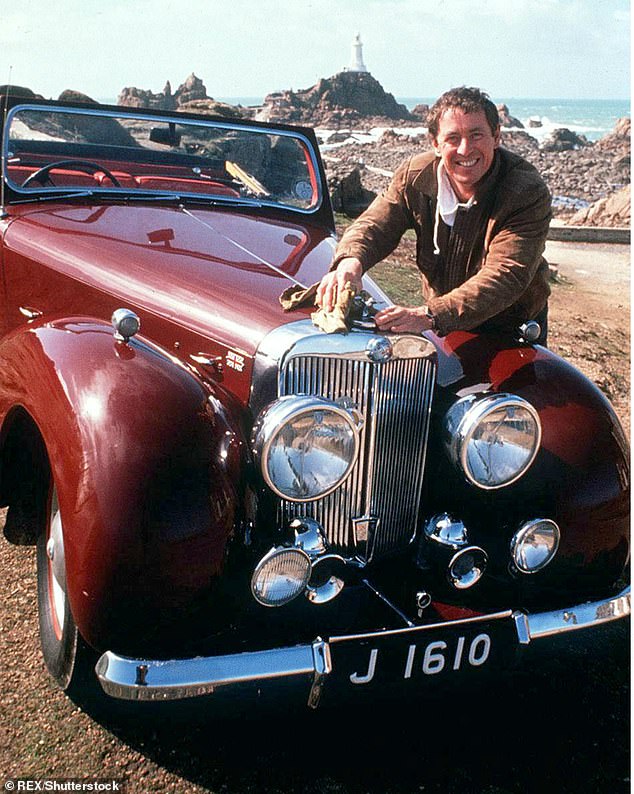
366, 336, 393, 363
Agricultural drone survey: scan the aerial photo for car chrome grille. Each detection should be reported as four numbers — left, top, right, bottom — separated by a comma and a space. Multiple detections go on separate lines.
278, 351, 436, 561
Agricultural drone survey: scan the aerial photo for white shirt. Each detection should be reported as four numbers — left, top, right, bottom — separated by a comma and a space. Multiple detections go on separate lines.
433, 161, 477, 254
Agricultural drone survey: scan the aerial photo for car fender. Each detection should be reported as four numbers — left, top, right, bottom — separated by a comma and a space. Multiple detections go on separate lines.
0, 317, 247, 649
431, 332, 629, 584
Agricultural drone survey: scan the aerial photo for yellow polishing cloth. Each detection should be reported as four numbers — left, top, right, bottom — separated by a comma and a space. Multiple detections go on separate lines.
279, 281, 359, 334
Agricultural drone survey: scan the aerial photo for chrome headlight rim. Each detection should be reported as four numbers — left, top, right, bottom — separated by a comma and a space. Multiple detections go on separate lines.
511, 518, 560, 574
252, 394, 361, 503
445, 392, 542, 490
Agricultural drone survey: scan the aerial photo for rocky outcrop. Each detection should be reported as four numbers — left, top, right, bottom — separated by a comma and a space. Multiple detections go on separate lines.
410, 103, 430, 123
117, 74, 247, 118
593, 116, 630, 152
118, 82, 176, 110
568, 184, 630, 227
0, 85, 44, 100
328, 167, 377, 216
541, 127, 589, 152
176, 98, 246, 119
500, 129, 540, 157
256, 71, 416, 126
174, 74, 207, 105
8, 88, 137, 146
497, 103, 524, 128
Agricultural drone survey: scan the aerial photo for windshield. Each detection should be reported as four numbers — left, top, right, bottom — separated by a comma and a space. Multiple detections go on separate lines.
4, 104, 322, 212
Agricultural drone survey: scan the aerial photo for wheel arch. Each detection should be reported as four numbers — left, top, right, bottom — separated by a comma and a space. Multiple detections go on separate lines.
0, 317, 248, 650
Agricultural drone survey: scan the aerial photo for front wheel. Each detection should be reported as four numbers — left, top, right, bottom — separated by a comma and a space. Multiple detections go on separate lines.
36, 481, 93, 693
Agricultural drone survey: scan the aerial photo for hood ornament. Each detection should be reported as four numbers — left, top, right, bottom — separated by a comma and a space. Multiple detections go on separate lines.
366, 336, 393, 363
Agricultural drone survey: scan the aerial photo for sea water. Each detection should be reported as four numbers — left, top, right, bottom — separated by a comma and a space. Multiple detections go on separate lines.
396, 97, 630, 142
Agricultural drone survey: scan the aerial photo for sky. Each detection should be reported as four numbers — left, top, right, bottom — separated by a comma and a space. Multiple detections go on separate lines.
0, 0, 630, 103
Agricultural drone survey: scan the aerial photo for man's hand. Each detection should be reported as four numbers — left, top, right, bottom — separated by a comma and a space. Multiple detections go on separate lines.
375, 304, 434, 334
316, 257, 363, 311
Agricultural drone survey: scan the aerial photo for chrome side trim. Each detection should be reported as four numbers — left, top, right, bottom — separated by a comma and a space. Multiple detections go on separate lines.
521, 586, 630, 641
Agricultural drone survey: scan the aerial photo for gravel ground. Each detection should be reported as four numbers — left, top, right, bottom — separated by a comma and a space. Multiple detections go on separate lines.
0, 240, 630, 794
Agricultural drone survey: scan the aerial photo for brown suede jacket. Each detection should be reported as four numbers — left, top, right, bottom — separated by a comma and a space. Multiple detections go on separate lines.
333, 148, 552, 336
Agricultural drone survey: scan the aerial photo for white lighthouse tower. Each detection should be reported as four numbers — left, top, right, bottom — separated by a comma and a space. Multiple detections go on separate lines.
347, 33, 368, 73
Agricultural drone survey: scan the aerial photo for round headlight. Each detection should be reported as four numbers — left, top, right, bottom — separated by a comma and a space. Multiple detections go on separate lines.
252, 396, 360, 501
445, 393, 541, 489
511, 518, 560, 573
251, 547, 312, 606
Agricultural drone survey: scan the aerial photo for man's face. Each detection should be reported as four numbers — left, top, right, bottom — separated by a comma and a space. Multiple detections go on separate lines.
433, 108, 500, 200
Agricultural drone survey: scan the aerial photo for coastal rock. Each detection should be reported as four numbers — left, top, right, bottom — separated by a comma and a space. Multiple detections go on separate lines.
541, 127, 589, 152
13, 89, 138, 147
0, 85, 44, 100
117, 74, 246, 117
256, 71, 416, 126
497, 103, 524, 128
328, 166, 376, 216
58, 89, 101, 105
568, 185, 630, 227
174, 73, 208, 105
177, 98, 246, 119
118, 84, 176, 110
593, 117, 630, 153
500, 129, 539, 158
410, 103, 430, 122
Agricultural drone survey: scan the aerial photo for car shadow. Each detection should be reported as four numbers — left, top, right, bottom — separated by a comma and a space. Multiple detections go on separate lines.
72, 620, 629, 794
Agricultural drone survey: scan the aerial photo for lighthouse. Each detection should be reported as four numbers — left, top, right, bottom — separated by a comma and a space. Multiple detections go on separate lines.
347, 33, 368, 73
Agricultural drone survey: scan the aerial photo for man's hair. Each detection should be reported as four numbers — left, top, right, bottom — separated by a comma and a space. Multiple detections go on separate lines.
426, 87, 500, 139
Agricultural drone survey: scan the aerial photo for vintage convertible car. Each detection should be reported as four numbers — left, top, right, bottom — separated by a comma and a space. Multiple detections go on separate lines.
0, 96, 629, 707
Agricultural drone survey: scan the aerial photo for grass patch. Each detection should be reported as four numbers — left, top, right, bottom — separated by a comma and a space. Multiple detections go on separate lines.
334, 218, 422, 307
370, 258, 422, 306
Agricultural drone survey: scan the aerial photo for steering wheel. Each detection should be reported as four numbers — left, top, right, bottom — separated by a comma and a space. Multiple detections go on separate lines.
22, 159, 121, 188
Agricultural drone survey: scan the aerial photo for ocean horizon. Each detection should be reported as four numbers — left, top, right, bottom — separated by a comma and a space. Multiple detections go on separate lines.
93, 96, 630, 143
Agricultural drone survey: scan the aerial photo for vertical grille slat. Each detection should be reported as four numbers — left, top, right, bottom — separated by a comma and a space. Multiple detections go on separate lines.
279, 349, 435, 561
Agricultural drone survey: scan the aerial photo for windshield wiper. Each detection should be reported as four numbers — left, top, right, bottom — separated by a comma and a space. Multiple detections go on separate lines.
6, 188, 264, 209
8, 190, 96, 205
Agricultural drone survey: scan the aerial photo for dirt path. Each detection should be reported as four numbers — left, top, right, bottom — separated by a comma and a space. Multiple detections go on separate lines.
545, 241, 630, 436
0, 241, 630, 793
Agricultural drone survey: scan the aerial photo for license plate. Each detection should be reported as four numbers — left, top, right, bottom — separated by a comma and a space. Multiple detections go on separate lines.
328, 611, 516, 688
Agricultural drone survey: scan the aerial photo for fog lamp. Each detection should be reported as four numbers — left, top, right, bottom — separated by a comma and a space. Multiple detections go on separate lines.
251, 547, 311, 607
447, 546, 488, 590
511, 519, 560, 573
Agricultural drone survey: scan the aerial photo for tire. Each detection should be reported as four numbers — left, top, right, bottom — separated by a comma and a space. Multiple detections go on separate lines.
36, 479, 94, 694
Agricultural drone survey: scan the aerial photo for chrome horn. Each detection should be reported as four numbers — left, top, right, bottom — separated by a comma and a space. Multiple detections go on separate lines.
420, 513, 487, 590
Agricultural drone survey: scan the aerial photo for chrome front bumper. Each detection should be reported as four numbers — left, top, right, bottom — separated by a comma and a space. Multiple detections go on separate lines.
95, 586, 630, 704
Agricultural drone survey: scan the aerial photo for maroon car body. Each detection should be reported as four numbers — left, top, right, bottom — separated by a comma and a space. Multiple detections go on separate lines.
0, 96, 629, 706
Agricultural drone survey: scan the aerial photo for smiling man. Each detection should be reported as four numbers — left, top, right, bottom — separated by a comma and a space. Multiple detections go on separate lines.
317, 86, 552, 342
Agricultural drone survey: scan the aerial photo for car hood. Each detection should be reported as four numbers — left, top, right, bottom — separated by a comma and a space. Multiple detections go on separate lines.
5, 203, 338, 355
